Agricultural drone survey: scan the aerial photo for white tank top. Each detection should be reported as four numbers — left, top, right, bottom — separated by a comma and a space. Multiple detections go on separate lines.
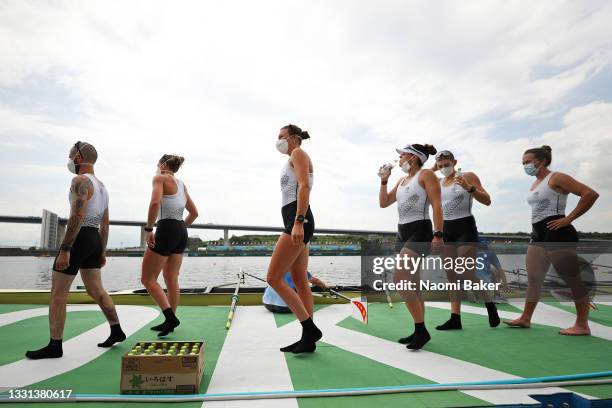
68, 173, 109, 228
280, 161, 313, 207
440, 178, 473, 220
159, 177, 187, 221
396, 170, 430, 224
527, 172, 568, 224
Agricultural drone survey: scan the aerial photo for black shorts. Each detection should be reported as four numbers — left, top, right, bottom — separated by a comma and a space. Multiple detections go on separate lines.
530, 215, 578, 246
281, 201, 315, 244
396, 219, 433, 254
53, 227, 102, 275
443, 215, 479, 245
150, 219, 188, 256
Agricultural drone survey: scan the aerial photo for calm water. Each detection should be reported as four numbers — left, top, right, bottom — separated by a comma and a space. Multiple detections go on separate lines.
0, 254, 610, 292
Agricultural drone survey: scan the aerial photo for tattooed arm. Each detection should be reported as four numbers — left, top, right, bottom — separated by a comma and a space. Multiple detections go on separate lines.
99, 208, 109, 267
55, 176, 92, 270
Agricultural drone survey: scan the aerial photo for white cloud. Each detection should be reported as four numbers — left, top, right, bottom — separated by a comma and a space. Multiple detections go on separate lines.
0, 0, 611, 246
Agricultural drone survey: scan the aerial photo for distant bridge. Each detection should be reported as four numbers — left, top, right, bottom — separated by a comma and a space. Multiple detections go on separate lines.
0, 215, 534, 249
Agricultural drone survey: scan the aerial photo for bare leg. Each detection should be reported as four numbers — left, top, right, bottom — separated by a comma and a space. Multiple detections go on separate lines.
25, 271, 74, 359
81, 268, 126, 347
81, 268, 119, 324
266, 234, 309, 321
549, 249, 591, 335
141, 249, 179, 336
162, 254, 183, 312
505, 245, 549, 328
141, 249, 170, 310
268, 234, 321, 353
289, 246, 313, 318
49, 271, 75, 340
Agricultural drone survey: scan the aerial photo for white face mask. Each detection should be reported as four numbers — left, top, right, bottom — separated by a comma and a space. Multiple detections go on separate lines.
67, 159, 77, 174
439, 166, 454, 177
276, 138, 289, 154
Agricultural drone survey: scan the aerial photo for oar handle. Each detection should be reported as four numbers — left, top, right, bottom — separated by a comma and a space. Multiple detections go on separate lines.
329, 288, 353, 303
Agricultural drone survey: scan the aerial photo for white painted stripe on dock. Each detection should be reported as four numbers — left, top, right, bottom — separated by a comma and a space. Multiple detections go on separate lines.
277, 303, 593, 406
0, 305, 158, 390
426, 301, 612, 340
204, 306, 297, 408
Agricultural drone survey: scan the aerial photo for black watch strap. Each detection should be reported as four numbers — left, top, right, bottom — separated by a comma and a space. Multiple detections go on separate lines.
144, 227, 153, 232
295, 215, 306, 223
433, 230, 443, 238
60, 243, 71, 252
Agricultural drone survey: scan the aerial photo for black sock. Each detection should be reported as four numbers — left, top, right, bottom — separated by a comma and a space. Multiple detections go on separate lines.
485, 302, 500, 327
98, 324, 127, 347
25, 338, 63, 359
436, 313, 462, 330
157, 308, 180, 337
407, 323, 431, 350
291, 318, 323, 354
398, 332, 415, 344
280, 339, 302, 352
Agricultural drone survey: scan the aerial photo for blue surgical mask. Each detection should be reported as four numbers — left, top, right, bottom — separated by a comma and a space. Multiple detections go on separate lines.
523, 163, 538, 176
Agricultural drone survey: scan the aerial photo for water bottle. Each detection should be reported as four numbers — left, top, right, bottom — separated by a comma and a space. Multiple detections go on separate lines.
453, 167, 463, 192
378, 159, 398, 178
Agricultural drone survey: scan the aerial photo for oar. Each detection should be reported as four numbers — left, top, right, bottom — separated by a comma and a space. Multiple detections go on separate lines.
225, 269, 243, 330
382, 271, 394, 308
244, 271, 266, 283
329, 288, 368, 324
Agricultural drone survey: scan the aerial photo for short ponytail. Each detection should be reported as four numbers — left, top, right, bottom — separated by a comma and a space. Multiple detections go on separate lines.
159, 154, 185, 172
282, 124, 310, 145
524, 145, 552, 166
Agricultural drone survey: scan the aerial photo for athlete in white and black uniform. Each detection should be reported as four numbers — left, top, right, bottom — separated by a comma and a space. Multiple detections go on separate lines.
268, 124, 322, 354
432, 150, 499, 331
505, 146, 599, 336
141, 155, 199, 337
26, 141, 126, 359
379, 143, 443, 350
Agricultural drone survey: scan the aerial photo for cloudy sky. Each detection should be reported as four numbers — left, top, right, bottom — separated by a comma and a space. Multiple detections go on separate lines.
1, 0, 611, 248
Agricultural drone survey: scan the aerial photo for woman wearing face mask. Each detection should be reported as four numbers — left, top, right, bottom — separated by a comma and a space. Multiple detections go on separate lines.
268, 124, 319, 354
379, 143, 443, 350
141, 154, 199, 337
504, 145, 598, 335
431, 150, 499, 330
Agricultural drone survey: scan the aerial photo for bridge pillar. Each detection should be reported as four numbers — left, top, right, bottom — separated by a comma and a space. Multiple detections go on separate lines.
55, 224, 66, 250
140, 226, 147, 248
223, 229, 229, 246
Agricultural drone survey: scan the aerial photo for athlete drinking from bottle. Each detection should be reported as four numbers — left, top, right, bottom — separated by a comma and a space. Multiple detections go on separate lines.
379, 143, 443, 350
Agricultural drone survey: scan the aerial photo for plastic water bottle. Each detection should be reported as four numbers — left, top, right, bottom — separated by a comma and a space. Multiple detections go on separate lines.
454, 167, 463, 192
378, 159, 398, 178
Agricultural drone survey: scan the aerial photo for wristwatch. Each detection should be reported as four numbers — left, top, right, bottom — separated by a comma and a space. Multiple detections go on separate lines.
468, 186, 476, 194
60, 243, 71, 252
295, 215, 306, 223
433, 230, 443, 238
144, 227, 153, 232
